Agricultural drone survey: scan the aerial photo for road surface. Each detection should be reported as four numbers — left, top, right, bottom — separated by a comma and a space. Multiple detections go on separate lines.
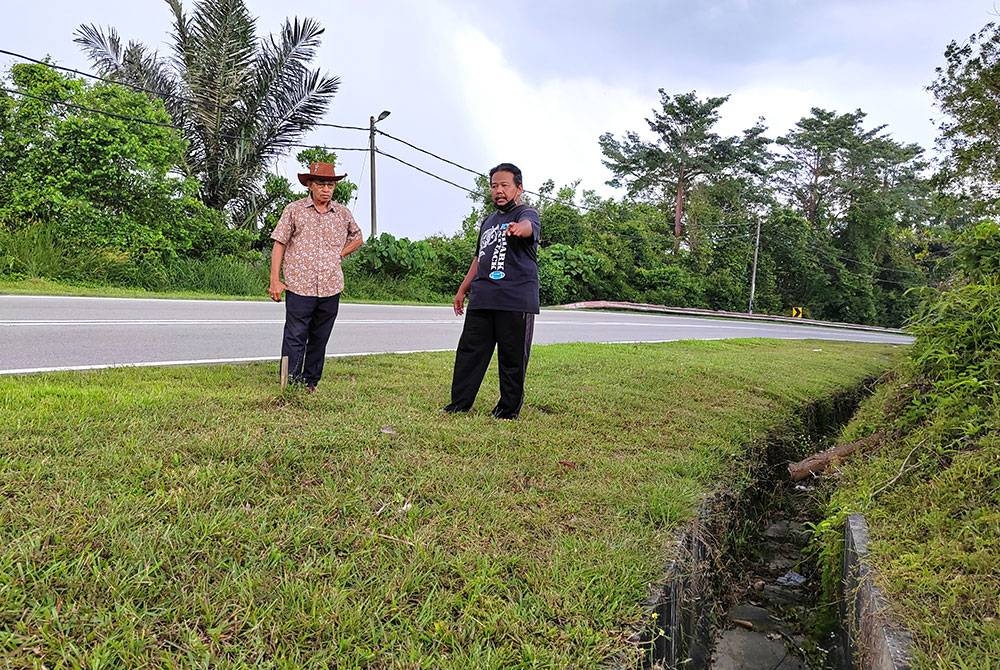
0, 295, 911, 375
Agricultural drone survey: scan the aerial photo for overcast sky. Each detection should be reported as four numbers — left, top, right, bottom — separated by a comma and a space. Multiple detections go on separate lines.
1, 0, 997, 240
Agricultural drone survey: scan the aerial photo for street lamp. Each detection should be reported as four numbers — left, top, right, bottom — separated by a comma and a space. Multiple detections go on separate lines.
369, 110, 391, 238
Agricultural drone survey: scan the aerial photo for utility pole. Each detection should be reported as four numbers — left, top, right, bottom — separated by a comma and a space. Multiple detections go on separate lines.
748, 217, 762, 314
368, 110, 390, 239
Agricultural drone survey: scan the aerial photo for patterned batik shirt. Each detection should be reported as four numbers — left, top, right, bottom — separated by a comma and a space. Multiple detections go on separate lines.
271, 197, 363, 297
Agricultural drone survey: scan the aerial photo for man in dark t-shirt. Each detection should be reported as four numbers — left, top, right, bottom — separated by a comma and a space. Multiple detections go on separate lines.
443, 163, 540, 420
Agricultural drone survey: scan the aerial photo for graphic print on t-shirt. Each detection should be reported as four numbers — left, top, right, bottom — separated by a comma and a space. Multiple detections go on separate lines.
479, 222, 509, 280
468, 206, 539, 314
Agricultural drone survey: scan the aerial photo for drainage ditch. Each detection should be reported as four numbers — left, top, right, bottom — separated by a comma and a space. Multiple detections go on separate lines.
622, 385, 872, 670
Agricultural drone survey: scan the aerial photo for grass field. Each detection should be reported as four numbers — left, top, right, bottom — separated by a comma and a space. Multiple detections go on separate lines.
0, 274, 452, 306
0, 340, 898, 668
0, 277, 260, 302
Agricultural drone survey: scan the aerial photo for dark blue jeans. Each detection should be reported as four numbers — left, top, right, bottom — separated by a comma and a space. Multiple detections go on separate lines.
281, 291, 341, 386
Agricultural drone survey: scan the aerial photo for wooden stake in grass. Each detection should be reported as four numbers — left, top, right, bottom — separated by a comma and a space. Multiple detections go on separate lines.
280, 356, 289, 390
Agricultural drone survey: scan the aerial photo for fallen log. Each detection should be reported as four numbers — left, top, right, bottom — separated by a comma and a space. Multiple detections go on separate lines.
788, 432, 884, 481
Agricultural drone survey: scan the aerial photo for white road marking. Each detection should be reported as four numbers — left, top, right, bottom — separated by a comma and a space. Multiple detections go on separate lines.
1, 318, 794, 330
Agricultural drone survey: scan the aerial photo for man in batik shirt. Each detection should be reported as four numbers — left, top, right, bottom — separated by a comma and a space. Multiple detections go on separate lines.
269, 162, 363, 391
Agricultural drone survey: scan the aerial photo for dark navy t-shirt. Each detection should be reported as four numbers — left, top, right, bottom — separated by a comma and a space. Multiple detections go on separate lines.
467, 204, 540, 313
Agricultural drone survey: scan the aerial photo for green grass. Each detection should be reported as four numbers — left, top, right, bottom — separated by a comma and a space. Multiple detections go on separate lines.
0, 277, 259, 301
0, 340, 898, 668
0, 276, 452, 306
819, 377, 999, 669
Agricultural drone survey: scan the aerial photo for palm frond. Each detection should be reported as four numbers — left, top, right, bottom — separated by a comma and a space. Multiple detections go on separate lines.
249, 17, 325, 106
73, 24, 128, 77
257, 69, 339, 160
164, 0, 194, 80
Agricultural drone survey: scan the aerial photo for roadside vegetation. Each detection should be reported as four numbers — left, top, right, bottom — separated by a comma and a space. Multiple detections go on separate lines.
0, 340, 897, 668
814, 221, 1000, 668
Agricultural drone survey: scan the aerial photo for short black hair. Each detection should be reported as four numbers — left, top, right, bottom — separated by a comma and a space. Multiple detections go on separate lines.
489, 163, 522, 187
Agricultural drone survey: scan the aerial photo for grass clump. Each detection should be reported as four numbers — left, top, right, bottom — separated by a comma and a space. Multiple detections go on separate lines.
0, 339, 897, 668
815, 222, 1000, 669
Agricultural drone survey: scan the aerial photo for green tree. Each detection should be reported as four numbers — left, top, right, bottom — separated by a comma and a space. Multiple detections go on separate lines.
930, 21, 1000, 207
0, 63, 223, 258
773, 108, 930, 325
579, 199, 674, 303
459, 174, 491, 243
535, 179, 585, 247
75, 0, 340, 227
757, 208, 827, 312
599, 89, 769, 253
684, 178, 771, 311
773, 108, 873, 227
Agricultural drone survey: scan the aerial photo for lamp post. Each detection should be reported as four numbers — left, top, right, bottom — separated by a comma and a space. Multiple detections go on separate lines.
369, 110, 391, 238
748, 216, 762, 314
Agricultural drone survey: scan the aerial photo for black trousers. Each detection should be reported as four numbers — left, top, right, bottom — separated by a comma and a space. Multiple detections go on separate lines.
281, 291, 341, 386
446, 309, 535, 418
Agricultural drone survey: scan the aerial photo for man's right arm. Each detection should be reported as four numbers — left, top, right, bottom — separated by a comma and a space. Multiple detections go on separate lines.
269, 241, 287, 302
453, 257, 478, 316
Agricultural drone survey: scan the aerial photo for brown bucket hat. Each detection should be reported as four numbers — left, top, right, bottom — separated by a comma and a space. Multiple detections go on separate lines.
297, 162, 348, 186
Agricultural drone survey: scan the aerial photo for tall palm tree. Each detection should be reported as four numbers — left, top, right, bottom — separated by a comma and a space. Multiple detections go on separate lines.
75, 0, 340, 228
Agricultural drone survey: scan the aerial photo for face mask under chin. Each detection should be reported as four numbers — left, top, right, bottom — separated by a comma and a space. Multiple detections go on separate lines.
496, 199, 517, 213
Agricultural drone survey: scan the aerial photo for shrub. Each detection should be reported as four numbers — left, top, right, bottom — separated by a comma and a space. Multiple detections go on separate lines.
349, 233, 436, 278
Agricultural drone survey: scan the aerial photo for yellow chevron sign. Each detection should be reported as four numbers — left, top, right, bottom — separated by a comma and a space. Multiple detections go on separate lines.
791, 306, 803, 318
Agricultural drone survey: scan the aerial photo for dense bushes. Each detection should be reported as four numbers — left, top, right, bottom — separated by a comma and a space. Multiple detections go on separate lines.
0, 63, 238, 287
349, 233, 436, 279
904, 222, 1000, 432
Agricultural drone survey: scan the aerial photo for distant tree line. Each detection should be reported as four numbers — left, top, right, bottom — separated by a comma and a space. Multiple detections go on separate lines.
1, 0, 998, 327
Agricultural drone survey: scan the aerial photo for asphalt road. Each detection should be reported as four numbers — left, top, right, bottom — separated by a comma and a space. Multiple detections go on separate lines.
0, 295, 912, 375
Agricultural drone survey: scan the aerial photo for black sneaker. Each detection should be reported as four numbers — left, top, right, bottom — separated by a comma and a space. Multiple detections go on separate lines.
441, 404, 469, 414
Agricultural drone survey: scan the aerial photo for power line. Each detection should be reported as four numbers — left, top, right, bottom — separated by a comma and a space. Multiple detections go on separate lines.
1, 47, 371, 132
377, 128, 484, 178
350, 148, 370, 215
313, 121, 369, 132
709, 233, 756, 245
376, 149, 478, 196
1, 85, 177, 129
374, 145, 604, 218
2, 86, 367, 155
0, 47, 189, 104
286, 143, 367, 152
376, 126, 606, 215
825, 247, 927, 279
814, 258, 917, 287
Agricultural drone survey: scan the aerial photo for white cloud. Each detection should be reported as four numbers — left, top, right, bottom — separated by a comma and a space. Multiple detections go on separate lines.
717, 55, 942, 146
450, 28, 651, 198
